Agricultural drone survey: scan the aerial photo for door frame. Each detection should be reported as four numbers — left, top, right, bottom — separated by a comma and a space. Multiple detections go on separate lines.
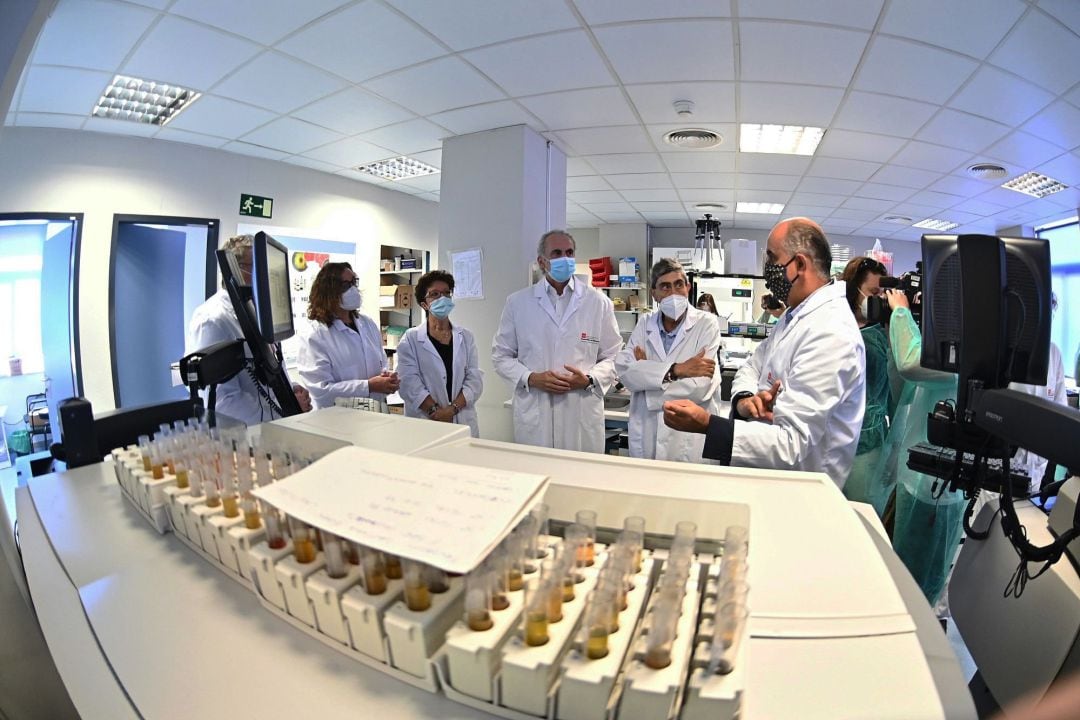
108, 214, 219, 408
0, 211, 85, 397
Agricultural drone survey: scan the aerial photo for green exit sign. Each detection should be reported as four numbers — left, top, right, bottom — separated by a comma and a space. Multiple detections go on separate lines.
239, 193, 273, 218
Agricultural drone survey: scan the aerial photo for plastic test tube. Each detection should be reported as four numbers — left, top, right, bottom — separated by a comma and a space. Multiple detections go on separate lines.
582, 586, 617, 659
673, 520, 697, 552
542, 559, 563, 624
564, 523, 588, 582
724, 525, 749, 559
523, 581, 549, 647
465, 568, 494, 631
264, 504, 287, 549
221, 465, 239, 519
644, 588, 681, 669
202, 454, 221, 508
361, 548, 387, 595
506, 531, 526, 591
404, 561, 431, 611
707, 601, 749, 675
173, 460, 190, 490
237, 463, 260, 529
321, 531, 347, 579
575, 510, 598, 567
425, 565, 450, 594
624, 516, 646, 571
385, 554, 403, 580
137, 435, 152, 472
289, 517, 317, 564
530, 503, 550, 558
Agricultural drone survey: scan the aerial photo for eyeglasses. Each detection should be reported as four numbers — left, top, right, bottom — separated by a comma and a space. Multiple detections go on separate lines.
424, 289, 452, 301
340, 277, 359, 288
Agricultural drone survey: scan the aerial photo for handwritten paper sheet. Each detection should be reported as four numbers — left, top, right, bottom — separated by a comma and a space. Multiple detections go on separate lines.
450, 247, 484, 300
251, 446, 548, 573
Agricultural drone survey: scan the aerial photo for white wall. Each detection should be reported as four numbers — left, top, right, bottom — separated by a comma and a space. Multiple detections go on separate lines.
569, 227, 599, 261
0, 127, 439, 412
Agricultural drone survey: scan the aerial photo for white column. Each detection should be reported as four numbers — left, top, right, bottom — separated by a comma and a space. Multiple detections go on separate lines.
438, 125, 566, 441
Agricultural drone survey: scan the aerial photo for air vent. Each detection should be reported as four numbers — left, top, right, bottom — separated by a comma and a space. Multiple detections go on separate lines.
883, 215, 914, 224
694, 202, 727, 210
663, 128, 723, 149
966, 163, 1008, 180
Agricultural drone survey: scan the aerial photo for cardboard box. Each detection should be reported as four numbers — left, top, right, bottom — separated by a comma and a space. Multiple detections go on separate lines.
379, 284, 414, 310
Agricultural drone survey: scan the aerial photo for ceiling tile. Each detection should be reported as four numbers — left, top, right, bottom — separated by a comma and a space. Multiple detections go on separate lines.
154, 127, 229, 148
621, 189, 680, 202
807, 157, 881, 182
949, 198, 1007, 216
581, 202, 635, 213
736, 153, 811, 176
17, 66, 111, 115
427, 100, 538, 135
879, 0, 1025, 59
595, 213, 645, 222
825, 208, 880, 222
394, 173, 442, 192
32, 0, 157, 71
292, 87, 414, 135
855, 36, 977, 104
123, 15, 261, 90
83, 117, 160, 137
671, 173, 736, 189
594, 21, 734, 84
869, 165, 941, 189
661, 152, 735, 173
364, 57, 505, 116
361, 118, 447, 154
990, 9, 1080, 94
740, 22, 869, 87
905, 190, 965, 209
974, 186, 1038, 208
584, 154, 664, 174
739, 0, 884, 29
221, 141, 290, 161
733, 189, 791, 204
857, 183, 916, 201
930, 175, 997, 197
125, 0, 169, 7
797, 177, 864, 194
555, 125, 654, 155
464, 31, 613, 96
567, 190, 624, 203
625, 82, 736, 124
842, 197, 898, 211
887, 202, 956, 218
1034, 151, 1080, 186
949, 66, 1056, 126
567, 157, 596, 176
788, 192, 848, 207
1040, 0, 1080, 35
574, 0, 730, 24
890, 141, 971, 173
14, 112, 86, 129
282, 155, 343, 172
815, 129, 906, 163
385, 0, 579, 50
833, 91, 939, 137
1040, 186, 1080, 211
916, 109, 1012, 153
631, 201, 686, 212
985, 131, 1067, 169
335, 169, 389, 186
1021, 101, 1080, 151
278, 2, 445, 83
737, 174, 801, 191
170, 0, 351, 45
783, 204, 841, 217
738, 82, 845, 127
567, 176, 612, 192
303, 135, 393, 166
605, 173, 673, 190
241, 116, 342, 154
167, 95, 275, 137
519, 87, 635, 130
214, 51, 348, 114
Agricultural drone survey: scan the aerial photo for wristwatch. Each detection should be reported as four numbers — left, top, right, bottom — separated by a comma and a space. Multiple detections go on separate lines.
426, 404, 440, 417
585, 375, 596, 391
662, 364, 678, 384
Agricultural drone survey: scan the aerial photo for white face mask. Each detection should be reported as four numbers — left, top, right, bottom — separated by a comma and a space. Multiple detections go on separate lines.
659, 293, 689, 320
340, 285, 361, 311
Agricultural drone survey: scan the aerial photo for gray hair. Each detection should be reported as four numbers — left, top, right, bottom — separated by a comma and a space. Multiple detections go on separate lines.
222, 234, 254, 255
781, 219, 831, 278
537, 229, 575, 258
650, 257, 686, 289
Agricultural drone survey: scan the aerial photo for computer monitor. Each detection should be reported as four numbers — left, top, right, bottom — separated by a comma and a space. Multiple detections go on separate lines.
921, 233, 1051, 389
252, 231, 294, 343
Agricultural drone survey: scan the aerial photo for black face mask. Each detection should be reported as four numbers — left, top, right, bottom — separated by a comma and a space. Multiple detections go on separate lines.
763, 256, 797, 305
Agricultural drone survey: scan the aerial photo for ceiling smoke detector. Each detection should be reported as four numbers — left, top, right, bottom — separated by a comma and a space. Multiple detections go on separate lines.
966, 163, 1008, 180
663, 128, 723, 149
673, 100, 695, 117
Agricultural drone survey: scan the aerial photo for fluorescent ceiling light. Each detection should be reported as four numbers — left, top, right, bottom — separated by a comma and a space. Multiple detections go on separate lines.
355, 156, 440, 181
92, 74, 200, 126
1001, 171, 1068, 199
913, 218, 959, 231
736, 202, 785, 214
739, 123, 824, 155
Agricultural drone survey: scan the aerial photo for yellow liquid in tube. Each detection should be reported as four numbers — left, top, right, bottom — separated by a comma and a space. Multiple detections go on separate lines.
364, 568, 387, 595
561, 577, 575, 602
244, 507, 261, 529
405, 583, 431, 611
293, 538, 317, 564
151, 463, 164, 480
546, 588, 563, 623
508, 568, 523, 591
644, 647, 671, 669
141, 455, 151, 472
491, 592, 509, 611
175, 469, 189, 489
165, 459, 175, 475
222, 495, 239, 518
586, 628, 609, 659
205, 495, 221, 508
385, 556, 403, 579
467, 609, 493, 631
524, 611, 549, 646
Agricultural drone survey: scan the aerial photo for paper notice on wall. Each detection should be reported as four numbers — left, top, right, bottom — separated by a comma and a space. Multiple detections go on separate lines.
450, 247, 484, 300
251, 445, 548, 573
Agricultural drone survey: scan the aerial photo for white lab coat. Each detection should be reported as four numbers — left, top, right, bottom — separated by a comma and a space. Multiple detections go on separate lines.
1009, 342, 1067, 490
297, 314, 388, 410
187, 289, 271, 426
397, 324, 484, 437
492, 278, 622, 453
729, 280, 866, 486
616, 308, 723, 461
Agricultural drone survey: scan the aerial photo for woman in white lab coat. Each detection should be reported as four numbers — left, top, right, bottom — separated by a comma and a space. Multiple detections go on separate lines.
616, 259, 722, 462
297, 262, 400, 410
396, 270, 483, 437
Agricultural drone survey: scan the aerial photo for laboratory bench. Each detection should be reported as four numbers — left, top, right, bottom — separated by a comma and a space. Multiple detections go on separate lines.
13, 409, 975, 719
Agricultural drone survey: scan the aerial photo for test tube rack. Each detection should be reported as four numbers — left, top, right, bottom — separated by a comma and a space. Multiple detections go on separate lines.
112, 447, 171, 533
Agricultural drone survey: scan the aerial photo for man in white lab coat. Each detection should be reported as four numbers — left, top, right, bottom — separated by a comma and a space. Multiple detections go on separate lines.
616, 258, 722, 462
187, 234, 311, 426
492, 230, 622, 453
663, 218, 866, 486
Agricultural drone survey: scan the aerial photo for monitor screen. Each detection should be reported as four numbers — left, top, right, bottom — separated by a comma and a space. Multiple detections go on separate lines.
252, 231, 295, 343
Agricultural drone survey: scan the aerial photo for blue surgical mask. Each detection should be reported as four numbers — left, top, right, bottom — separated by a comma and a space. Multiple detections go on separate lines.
429, 296, 454, 318
547, 256, 576, 283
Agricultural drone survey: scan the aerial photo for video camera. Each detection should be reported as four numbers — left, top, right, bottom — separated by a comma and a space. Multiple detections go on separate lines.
864, 262, 923, 326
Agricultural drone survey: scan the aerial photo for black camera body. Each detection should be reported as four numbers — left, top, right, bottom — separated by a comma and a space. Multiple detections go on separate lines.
864, 262, 923, 326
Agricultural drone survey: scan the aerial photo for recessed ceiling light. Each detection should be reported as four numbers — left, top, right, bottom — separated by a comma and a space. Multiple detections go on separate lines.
736, 202, 785, 214
92, 74, 200, 126
663, 128, 723, 149
354, 156, 440, 181
739, 123, 825, 155
694, 202, 727, 210
883, 215, 914, 224
1001, 171, 1068, 199
913, 218, 959, 231
966, 163, 1008, 180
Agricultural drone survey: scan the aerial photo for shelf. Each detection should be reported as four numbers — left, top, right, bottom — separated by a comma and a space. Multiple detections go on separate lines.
599, 286, 642, 291
380, 269, 423, 275
380, 307, 412, 313
614, 310, 645, 315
